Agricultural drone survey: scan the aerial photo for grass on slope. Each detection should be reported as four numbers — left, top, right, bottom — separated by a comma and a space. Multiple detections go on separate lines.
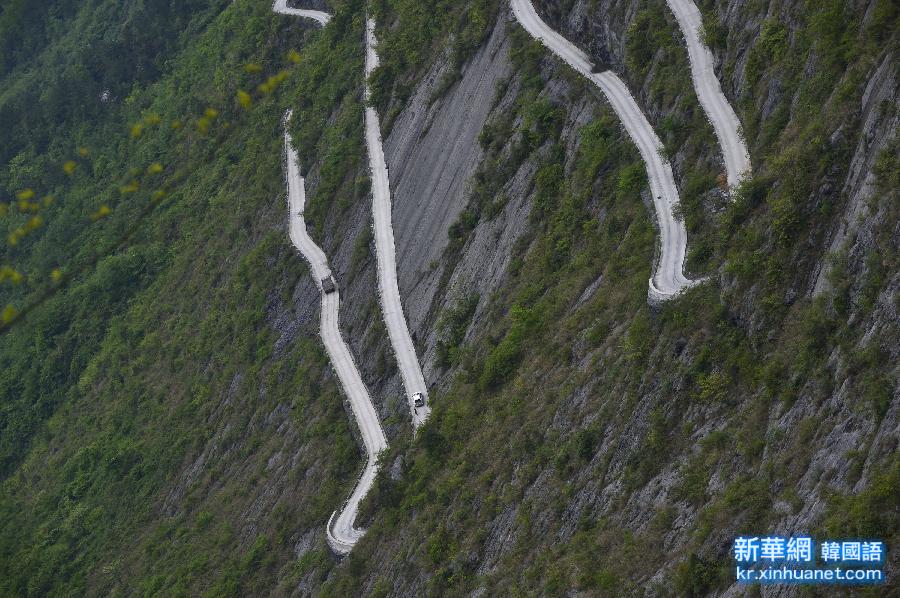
0, 0, 373, 595
315, 5, 898, 595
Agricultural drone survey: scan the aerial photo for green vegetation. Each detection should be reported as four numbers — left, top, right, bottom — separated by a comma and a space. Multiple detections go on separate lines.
319, 2, 897, 594
435, 292, 478, 368
0, 0, 371, 594
479, 305, 539, 390
823, 457, 899, 540
0, 0, 895, 594
0, 0, 229, 164
745, 19, 788, 85
369, 0, 498, 129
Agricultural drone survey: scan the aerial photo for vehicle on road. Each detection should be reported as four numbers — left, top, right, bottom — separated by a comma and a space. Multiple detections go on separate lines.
322, 275, 337, 294
412, 392, 425, 409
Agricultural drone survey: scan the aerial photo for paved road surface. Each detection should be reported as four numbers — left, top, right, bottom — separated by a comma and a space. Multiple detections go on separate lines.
510, 0, 703, 302
272, 0, 330, 25
365, 18, 432, 426
665, 0, 750, 188
274, 3, 433, 555
283, 112, 387, 554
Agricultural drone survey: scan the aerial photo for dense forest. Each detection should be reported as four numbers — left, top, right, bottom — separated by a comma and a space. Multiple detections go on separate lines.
0, 0, 363, 593
1, 0, 897, 595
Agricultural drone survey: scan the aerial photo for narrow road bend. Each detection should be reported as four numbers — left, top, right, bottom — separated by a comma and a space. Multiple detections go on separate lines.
510, 0, 704, 302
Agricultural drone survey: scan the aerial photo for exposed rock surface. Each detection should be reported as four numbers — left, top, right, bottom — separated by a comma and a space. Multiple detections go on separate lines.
122, 0, 898, 593
294, 0, 898, 594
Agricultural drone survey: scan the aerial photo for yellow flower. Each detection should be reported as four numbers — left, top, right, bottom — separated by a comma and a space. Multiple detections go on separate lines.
260, 73, 288, 95
63, 161, 78, 175
1, 304, 17, 324
204, 107, 219, 119
237, 90, 252, 110
147, 163, 164, 175
151, 190, 167, 203
25, 216, 43, 231
0, 266, 23, 284
77, 147, 90, 158
244, 63, 263, 74
90, 205, 112, 221
16, 189, 35, 201
17, 198, 39, 213
51, 268, 63, 282
144, 112, 161, 126
287, 49, 302, 64
120, 181, 140, 194
130, 122, 144, 138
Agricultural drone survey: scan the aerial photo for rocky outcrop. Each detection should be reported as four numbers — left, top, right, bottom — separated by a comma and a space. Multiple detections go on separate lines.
147, 0, 897, 592
303, 0, 898, 593
384, 14, 515, 338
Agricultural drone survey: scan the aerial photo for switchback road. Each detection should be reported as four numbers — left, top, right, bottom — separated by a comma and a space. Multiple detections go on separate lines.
283, 112, 387, 554
510, 0, 703, 301
665, 0, 751, 188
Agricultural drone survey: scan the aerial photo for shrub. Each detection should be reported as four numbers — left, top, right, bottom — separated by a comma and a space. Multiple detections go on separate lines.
622, 310, 652, 362
616, 162, 646, 197
533, 161, 564, 216
745, 19, 788, 84
823, 458, 899, 540
478, 305, 538, 390
696, 371, 730, 403
435, 293, 479, 368
673, 553, 725, 597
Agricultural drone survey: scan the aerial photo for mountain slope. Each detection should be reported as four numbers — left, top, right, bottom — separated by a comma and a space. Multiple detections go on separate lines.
0, 0, 375, 594
0, 0, 896, 595
319, 0, 898, 594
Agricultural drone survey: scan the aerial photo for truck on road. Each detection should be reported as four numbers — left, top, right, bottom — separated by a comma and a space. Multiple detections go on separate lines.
321, 275, 337, 294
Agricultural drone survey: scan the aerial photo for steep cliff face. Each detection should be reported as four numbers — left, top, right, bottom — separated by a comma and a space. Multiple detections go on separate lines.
0, 0, 895, 595
535, 0, 899, 329
310, 0, 898, 594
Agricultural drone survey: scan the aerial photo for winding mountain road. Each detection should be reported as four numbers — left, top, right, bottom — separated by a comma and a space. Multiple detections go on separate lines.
665, 0, 750, 188
274, 0, 728, 554
274, 2, 382, 555
274, 2, 432, 554
365, 18, 431, 427
283, 111, 387, 554
272, 0, 330, 25
510, 0, 702, 301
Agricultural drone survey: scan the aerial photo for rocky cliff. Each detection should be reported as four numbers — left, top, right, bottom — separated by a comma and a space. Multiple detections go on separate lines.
0, 0, 895, 595
306, 0, 898, 594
